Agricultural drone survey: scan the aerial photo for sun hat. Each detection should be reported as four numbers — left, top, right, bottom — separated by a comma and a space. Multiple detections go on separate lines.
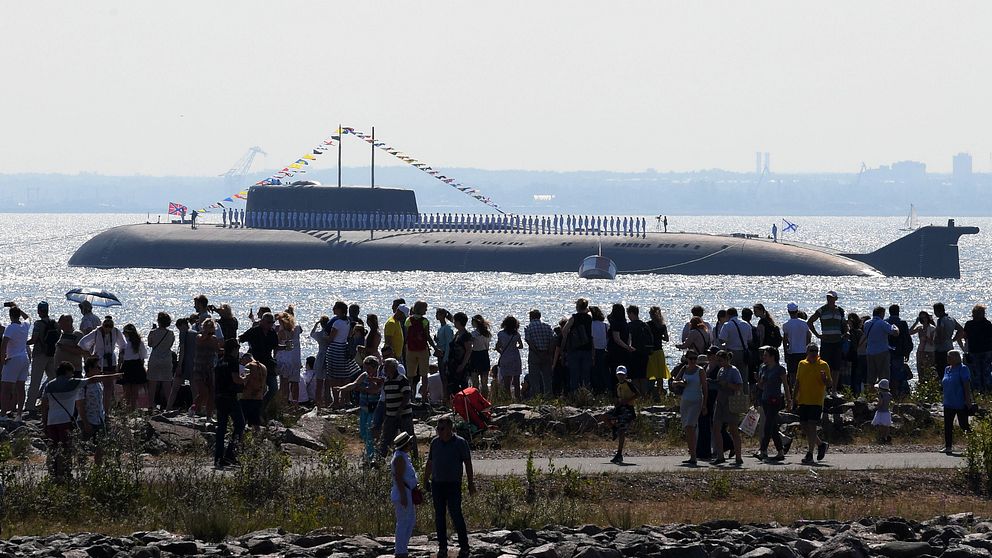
393, 432, 413, 448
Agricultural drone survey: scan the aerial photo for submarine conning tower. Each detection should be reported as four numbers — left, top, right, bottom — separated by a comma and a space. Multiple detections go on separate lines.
842, 219, 980, 279
244, 184, 419, 229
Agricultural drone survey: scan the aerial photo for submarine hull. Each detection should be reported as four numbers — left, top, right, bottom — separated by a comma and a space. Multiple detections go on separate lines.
69, 224, 881, 276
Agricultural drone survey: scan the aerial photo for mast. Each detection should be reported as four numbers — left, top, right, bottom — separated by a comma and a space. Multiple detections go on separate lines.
337, 123, 342, 188
371, 126, 375, 189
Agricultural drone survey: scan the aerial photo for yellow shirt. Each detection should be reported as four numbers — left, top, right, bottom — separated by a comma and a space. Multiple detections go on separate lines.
616, 380, 637, 404
795, 358, 831, 406
384, 317, 404, 354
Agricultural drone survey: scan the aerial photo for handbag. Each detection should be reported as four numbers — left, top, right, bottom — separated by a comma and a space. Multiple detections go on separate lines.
729, 390, 750, 415
405, 482, 424, 505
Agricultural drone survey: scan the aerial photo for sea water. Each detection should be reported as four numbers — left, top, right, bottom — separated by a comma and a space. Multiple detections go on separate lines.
0, 213, 989, 364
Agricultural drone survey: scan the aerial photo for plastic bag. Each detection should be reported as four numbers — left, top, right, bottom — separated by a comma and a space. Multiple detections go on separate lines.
739, 406, 760, 437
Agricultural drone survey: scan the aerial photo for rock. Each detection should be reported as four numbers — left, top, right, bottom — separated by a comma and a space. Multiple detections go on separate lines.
148, 421, 202, 452
742, 549, 777, 558
810, 533, 870, 558
941, 546, 991, 557
130, 546, 161, 558
525, 543, 559, 558
83, 544, 118, 558
573, 547, 621, 558
563, 412, 599, 434
281, 428, 327, 451
295, 533, 343, 548
281, 443, 317, 457
154, 540, 199, 555
876, 519, 916, 541
246, 537, 280, 554
875, 541, 938, 557
654, 545, 707, 558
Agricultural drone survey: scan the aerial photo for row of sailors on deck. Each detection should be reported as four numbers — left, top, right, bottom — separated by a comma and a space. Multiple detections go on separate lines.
244, 210, 649, 237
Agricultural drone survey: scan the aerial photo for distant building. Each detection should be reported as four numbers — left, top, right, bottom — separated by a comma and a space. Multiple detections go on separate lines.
953, 152, 973, 184
755, 152, 762, 175
763, 152, 771, 174
889, 160, 927, 182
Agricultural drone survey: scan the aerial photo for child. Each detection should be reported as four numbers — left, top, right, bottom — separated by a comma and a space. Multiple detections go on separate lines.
298, 356, 317, 405
872, 379, 893, 444
426, 363, 444, 405
603, 366, 639, 464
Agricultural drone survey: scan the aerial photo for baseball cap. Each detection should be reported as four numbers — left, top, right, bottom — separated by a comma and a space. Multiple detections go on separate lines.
787, 302, 799, 312
615, 365, 628, 376
398, 304, 410, 317
826, 290, 839, 299
875, 379, 890, 391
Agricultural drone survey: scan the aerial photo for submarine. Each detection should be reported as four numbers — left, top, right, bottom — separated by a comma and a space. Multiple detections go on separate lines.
70, 184, 979, 278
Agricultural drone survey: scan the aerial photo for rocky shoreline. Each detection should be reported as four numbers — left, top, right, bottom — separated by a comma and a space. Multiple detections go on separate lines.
5, 514, 992, 557
0, 395, 946, 460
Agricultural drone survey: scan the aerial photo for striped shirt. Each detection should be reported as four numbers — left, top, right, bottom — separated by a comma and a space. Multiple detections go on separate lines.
383, 375, 412, 417
812, 304, 845, 343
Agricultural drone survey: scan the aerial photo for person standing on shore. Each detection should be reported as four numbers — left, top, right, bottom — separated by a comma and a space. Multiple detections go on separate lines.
562, 298, 595, 394
710, 350, 744, 467
238, 312, 279, 410
756, 346, 790, 461
214, 338, 246, 468
468, 315, 492, 397
910, 311, 937, 384
27, 301, 58, 412
78, 315, 126, 414
380, 357, 417, 460
671, 350, 706, 465
77, 301, 100, 335
424, 416, 476, 558
2, 305, 31, 416
146, 312, 175, 412
782, 302, 813, 386
335, 355, 384, 463
807, 291, 847, 396
794, 343, 830, 464
963, 305, 992, 392
933, 303, 965, 378
405, 301, 437, 400
524, 309, 554, 397
941, 349, 974, 454
862, 307, 898, 387
238, 352, 267, 431
389, 431, 418, 558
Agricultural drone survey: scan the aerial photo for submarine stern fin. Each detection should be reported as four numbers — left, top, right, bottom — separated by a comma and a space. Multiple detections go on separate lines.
842, 220, 979, 279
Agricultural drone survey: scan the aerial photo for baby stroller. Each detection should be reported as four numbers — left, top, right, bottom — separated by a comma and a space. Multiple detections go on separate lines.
451, 387, 501, 450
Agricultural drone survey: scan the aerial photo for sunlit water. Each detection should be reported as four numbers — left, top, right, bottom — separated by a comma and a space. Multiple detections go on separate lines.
0, 213, 989, 367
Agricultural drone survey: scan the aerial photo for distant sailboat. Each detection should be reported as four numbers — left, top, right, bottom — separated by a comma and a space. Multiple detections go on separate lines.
900, 205, 919, 231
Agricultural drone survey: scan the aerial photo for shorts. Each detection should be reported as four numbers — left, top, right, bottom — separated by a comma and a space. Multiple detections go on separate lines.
1, 355, 29, 383
872, 410, 892, 427
241, 399, 263, 426
798, 404, 823, 423
608, 404, 636, 432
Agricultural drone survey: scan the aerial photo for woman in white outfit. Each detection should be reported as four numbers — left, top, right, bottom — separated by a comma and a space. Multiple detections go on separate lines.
390, 431, 418, 558
1, 306, 32, 415
146, 312, 175, 412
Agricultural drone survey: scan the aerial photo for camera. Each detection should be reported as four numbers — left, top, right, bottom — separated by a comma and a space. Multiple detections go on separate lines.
207, 304, 218, 313
2, 301, 14, 308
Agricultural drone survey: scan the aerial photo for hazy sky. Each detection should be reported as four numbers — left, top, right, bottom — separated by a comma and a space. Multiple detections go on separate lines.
2, 1, 990, 176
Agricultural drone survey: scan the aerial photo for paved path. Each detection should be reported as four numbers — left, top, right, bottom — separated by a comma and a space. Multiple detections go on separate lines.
471, 452, 964, 475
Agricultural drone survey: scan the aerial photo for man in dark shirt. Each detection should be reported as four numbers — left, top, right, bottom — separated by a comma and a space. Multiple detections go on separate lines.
965, 304, 992, 392
424, 416, 475, 558
561, 298, 594, 393
238, 312, 279, 407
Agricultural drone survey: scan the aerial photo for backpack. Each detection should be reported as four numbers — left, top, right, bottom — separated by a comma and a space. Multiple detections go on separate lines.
566, 317, 590, 351
40, 319, 59, 357
406, 317, 429, 352
763, 321, 783, 348
629, 321, 654, 355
